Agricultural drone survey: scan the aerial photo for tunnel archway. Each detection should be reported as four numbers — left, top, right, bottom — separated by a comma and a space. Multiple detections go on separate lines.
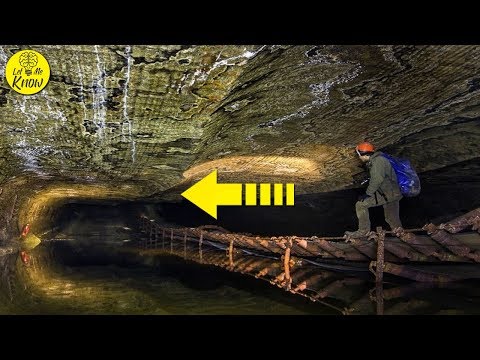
2, 45, 480, 314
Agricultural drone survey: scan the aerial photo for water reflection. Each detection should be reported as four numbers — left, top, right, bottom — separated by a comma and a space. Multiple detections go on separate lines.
0, 243, 331, 315
2, 237, 480, 315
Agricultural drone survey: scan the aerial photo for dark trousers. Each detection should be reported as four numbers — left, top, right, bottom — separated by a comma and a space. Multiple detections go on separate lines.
355, 193, 402, 231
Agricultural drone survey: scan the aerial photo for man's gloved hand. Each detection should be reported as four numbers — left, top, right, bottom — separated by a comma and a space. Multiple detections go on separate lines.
358, 194, 370, 202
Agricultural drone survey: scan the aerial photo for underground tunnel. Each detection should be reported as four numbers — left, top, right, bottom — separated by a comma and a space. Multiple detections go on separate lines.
1, 45, 480, 315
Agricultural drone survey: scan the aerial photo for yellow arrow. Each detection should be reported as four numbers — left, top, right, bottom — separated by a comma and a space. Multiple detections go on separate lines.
181, 170, 242, 219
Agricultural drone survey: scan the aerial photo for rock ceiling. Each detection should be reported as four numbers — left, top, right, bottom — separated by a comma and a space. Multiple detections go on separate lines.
1, 45, 479, 200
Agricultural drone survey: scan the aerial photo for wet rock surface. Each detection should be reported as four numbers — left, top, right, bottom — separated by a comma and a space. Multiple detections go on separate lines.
0, 45, 479, 240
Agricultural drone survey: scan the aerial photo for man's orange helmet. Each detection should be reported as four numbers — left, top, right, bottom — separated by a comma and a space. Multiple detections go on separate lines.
356, 142, 375, 154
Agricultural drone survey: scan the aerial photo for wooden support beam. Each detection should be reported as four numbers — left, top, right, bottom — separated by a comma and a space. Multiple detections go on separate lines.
162, 228, 165, 250
228, 238, 234, 268
184, 231, 187, 259
199, 231, 203, 263
283, 238, 293, 291
376, 283, 384, 315
375, 226, 385, 284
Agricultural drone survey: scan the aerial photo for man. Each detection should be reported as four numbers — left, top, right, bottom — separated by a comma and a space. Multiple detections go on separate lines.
344, 142, 403, 238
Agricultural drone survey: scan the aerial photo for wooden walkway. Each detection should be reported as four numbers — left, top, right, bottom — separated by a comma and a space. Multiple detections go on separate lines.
138, 207, 480, 283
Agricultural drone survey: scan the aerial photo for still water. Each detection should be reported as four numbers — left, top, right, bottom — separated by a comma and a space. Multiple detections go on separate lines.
1, 247, 334, 315
4, 207, 480, 315
3, 240, 480, 315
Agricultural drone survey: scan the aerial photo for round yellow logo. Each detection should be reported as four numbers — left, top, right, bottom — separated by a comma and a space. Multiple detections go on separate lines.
5, 49, 50, 95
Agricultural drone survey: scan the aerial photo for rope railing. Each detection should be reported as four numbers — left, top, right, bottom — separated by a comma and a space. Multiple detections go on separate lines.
130, 229, 479, 314
132, 209, 480, 314
137, 207, 480, 287
138, 209, 480, 261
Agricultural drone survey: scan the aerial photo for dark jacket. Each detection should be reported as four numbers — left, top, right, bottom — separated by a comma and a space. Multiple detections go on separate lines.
365, 151, 402, 202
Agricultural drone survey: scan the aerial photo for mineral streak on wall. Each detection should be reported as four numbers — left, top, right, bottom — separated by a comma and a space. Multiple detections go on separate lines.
0, 45, 480, 241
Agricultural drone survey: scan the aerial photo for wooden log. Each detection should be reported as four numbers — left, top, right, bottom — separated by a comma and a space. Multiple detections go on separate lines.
439, 207, 480, 233
424, 223, 473, 258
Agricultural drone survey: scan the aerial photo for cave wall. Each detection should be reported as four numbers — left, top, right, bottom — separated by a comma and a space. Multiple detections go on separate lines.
1, 45, 480, 238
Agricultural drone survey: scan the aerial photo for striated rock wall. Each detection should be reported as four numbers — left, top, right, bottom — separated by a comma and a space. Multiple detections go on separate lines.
0, 45, 479, 233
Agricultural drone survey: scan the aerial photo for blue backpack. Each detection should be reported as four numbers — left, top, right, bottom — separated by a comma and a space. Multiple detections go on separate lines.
382, 153, 421, 197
